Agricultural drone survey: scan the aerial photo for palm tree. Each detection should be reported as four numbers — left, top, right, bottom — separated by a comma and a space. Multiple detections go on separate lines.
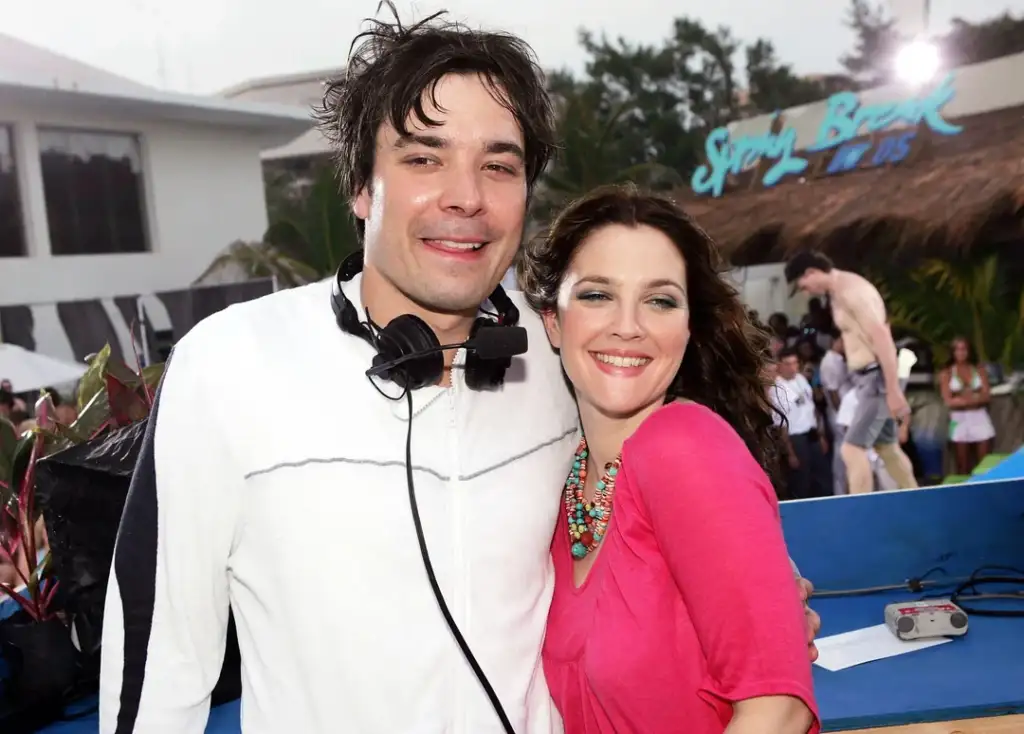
534, 75, 683, 222
263, 164, 361, 277
875, 255, 1024, 370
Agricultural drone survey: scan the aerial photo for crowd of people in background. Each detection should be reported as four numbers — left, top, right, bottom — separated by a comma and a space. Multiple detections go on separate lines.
0, 379, 77, 434
757, 303, 843, 499
754, 299, 999, 499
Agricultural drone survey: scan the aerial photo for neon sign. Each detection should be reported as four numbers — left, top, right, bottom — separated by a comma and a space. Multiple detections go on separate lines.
691, 73, 963, 197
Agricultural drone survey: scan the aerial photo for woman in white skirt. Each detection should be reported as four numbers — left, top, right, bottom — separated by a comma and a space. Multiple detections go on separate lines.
938, 337, 996, 475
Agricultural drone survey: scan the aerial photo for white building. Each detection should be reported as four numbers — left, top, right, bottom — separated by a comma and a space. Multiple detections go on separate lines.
219, 69, 336, 163
0, 33, 312, 308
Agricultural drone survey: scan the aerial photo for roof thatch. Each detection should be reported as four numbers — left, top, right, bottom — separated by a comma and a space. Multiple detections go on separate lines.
677, 106, 1024, 267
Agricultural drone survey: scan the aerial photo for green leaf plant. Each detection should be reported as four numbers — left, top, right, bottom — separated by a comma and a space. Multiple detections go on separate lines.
873, 255, 1024, 371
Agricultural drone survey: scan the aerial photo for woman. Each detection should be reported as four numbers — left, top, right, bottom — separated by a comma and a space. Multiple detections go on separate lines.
518, 185, 819, 734
939, 337, 996, 475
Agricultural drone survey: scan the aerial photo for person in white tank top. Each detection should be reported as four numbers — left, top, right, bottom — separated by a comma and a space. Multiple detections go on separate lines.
938, 337, 996, 475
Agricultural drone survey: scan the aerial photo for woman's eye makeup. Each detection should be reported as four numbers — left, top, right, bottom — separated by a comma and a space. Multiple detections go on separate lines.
649, 296, 680, 309
575, 290, 611, 302
573, 290, 684, 309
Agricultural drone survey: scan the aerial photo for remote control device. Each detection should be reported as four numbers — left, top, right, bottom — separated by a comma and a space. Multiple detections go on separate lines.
884, 600, 969, 641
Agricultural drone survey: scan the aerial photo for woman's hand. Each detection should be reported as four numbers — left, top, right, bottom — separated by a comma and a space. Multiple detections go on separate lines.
798, 577, 821, 662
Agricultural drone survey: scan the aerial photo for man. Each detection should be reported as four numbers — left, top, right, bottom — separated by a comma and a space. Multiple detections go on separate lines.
785, 251, 917, 495
772, 347, 831, 500
99, 8, 820, 733
818, 333, 852, 494
766, 311, 795, 357
801, 298, 834, 352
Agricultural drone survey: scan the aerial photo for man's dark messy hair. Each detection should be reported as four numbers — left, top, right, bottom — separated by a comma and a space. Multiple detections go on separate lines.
313, 2, 556, 238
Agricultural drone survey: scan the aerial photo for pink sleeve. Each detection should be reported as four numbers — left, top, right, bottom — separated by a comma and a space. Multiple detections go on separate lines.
624, 404, 820, 726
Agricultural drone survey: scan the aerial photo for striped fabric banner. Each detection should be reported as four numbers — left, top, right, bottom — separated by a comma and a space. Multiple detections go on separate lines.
0, 279, 274, 368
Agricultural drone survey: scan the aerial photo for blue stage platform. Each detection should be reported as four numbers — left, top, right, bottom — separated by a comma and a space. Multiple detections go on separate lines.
781, 478, 1024, 731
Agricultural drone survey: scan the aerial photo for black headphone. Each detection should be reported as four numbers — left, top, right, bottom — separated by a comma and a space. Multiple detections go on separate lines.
330, 250, 521, 391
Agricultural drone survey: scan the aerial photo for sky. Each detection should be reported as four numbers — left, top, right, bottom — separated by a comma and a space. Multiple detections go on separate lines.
7, 0, 1024, 95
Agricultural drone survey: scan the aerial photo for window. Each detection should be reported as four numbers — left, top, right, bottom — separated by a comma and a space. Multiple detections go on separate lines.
0, 125, 25, 257
39, 128, 149, 255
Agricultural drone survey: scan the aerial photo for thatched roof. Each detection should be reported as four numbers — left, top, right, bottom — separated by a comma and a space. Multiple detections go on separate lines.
677, 106, 1024, 267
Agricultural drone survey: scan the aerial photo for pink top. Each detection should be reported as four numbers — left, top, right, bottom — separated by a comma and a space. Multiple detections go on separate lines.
543, 402, 820, 734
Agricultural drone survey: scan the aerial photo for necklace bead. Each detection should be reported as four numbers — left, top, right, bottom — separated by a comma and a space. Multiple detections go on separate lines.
564, 437, 621, 560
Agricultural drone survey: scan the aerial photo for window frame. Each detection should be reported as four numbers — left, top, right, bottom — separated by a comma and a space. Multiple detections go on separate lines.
0, 123, 26, 258
37, 126, 152, 257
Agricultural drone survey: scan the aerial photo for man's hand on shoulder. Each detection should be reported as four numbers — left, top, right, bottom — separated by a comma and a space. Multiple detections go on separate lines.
798, 577, 821, 662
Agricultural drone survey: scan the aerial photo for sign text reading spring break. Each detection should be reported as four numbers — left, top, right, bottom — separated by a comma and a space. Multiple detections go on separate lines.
691, 74, 963, 198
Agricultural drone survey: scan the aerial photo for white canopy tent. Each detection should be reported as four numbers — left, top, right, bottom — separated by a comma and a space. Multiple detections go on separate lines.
0, 343, 87, 393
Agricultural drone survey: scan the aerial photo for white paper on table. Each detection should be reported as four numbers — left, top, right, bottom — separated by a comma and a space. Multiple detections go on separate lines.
813, 624, 952, 672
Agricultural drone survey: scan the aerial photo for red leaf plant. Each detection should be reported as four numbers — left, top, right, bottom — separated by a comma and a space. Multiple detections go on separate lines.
0, 397, 60, 622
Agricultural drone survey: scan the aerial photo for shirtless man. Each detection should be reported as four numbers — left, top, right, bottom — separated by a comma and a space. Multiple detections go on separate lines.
785, 251, 917, 494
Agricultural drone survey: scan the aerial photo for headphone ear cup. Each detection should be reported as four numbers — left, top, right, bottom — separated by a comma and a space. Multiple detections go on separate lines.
464, 318, 511, 390
374, 314, 444, 390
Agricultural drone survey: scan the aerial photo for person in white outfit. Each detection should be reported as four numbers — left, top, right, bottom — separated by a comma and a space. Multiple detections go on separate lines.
818, 333, 852, 494
772, 347, 831, 499
938, 336, 996, 475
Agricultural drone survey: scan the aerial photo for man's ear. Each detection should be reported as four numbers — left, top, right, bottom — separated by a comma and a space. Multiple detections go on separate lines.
541, 309, 562, 349
353, 186, 371, 220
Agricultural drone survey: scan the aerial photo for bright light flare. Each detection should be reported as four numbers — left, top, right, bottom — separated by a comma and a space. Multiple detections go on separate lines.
895, 38, 941, 85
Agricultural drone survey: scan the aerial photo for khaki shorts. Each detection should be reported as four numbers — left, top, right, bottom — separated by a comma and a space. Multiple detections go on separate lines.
844, 366, 897, 448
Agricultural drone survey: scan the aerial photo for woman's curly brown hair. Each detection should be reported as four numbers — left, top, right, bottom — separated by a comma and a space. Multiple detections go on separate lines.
517, 184, 783, 491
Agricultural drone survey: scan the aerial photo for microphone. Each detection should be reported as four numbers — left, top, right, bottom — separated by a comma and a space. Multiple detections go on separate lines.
365, 326, 528, 378
465, 325, 528, 360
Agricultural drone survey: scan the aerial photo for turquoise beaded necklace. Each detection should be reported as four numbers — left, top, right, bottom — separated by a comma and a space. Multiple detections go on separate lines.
563, 437, 621, 560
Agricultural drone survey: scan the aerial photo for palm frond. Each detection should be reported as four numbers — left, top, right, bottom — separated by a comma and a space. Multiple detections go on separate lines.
199, 164, 361, 289
876, 254, 1023, 370
193, 241, 320, 289
264, 166, 360, 277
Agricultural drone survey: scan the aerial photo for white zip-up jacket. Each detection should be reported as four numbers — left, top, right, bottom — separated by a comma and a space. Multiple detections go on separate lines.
99, 274, 580, 733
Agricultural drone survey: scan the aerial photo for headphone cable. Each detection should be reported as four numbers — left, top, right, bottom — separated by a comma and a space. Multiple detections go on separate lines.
403, 390, 516, 734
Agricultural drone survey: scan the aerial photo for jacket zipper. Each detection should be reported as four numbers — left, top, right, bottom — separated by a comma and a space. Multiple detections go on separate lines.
448, 350, 467, 734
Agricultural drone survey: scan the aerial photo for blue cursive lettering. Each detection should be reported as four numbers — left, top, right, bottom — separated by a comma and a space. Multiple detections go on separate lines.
809, 73, 961, 152
691, 124, 808, 197
691, 73, 963, 197
827, 141, 871, 175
